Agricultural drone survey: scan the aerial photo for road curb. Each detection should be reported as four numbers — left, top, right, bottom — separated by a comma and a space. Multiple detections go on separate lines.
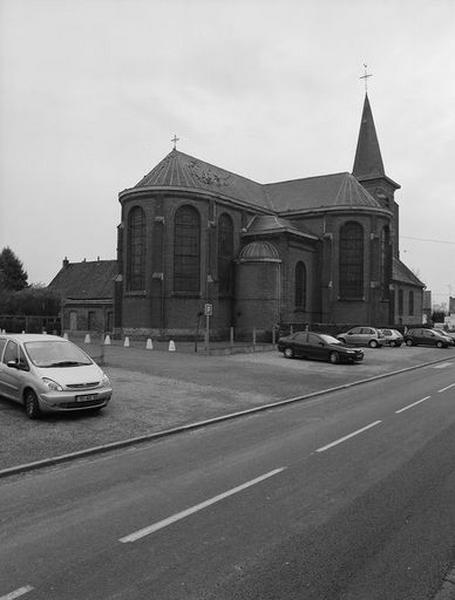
0, 356, 452, 480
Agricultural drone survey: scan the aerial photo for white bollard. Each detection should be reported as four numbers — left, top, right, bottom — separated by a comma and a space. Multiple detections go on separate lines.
84, 334, 91, 344
104, 334, 111, 345
146, 338, 153, 350
168, 340, 176, 352
22, 330, 25, 334
63, 332, 69, 340
124, 336, 130, 348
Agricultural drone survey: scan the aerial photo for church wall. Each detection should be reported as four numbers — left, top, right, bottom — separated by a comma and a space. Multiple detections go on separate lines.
119, 190, 256, 337
280, 241, 318, 325
393, 284, 423, 326
234, 260, 281, 334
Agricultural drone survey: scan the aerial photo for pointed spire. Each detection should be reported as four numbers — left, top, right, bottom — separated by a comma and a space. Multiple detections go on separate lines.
352, 93, 385, 179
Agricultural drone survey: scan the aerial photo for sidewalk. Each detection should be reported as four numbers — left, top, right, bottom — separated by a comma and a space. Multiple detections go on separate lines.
0, 343, 453, 473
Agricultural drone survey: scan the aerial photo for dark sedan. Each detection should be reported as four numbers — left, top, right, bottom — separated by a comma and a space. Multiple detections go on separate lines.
278, 332, 364, 364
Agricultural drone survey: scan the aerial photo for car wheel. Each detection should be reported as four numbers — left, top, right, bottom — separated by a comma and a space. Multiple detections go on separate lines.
283, 347, 294, 359
24, 389, 41, 420
406, 339, 414, 347
436, 341, 444, 348
369, 340, 378, 348
329, 351, 340, 364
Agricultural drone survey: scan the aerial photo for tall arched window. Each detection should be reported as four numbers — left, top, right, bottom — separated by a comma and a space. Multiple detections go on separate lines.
295, 261, 307, 309
174, 205, 200, 292
380, 225, 391, 299
339, 221, 364, 299
218, 213, 234, 295
409, 290, 414, 316
398, 289, 404, 316
127, 206, 146, 290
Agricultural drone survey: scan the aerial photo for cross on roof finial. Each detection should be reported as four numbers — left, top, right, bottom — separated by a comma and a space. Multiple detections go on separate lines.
171, 134, 180, 150
360, 63, 372, 93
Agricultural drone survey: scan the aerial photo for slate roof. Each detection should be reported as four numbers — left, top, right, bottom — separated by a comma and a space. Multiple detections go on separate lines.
265, 172, 382, 213
130, 150, 383, 215
133, 150, 272, 210
352, 93, 385, 179
239, 241, 280, 261
243, 215, 318, 239
48, 260, 118, 299
392, 257, 425, 288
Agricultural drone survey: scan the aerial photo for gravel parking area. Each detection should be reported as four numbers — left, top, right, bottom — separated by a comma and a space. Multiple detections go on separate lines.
1, 344, 453, 472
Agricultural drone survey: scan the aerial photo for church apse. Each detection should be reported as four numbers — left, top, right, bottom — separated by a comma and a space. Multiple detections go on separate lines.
235, 241, 282, 338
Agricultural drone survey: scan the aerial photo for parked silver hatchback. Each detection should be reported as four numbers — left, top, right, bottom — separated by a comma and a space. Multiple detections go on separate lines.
0, 334, 112, 419
336, 326, 384, 348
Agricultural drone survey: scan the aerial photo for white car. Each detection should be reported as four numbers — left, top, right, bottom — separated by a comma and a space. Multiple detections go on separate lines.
379, 328, 404, 347
0, 333, 112, 419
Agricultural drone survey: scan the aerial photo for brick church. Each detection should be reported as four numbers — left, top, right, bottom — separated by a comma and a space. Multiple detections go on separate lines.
51, 93, 425, 338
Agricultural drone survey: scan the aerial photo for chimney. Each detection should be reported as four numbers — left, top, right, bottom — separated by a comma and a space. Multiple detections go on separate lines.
63, 257, 69, 269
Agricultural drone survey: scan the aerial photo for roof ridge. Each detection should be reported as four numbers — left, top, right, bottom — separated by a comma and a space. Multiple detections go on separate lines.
266, 171, 350, 187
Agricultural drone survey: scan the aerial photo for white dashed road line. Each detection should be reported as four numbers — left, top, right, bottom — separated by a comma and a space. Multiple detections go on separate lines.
119, 467, 286, 543
438, 383, 455, 393
432, 363, 454, 369
0, 586, 34, 600
395, 396, 431, 414
315, 421, 382, 453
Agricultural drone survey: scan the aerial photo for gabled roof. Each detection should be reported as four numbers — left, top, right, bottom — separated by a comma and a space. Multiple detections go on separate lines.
352, 93, 385, 179
48, 260, 118, 299
265, 172, 382, 213
133, 149, 272, 210
243, 215, 318, 240
392, 257, 425, 288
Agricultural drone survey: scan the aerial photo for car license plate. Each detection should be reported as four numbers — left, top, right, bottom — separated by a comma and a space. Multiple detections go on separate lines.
76, 394, 98, 402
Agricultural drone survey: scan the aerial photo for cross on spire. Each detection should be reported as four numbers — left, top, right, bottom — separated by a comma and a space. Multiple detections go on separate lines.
171, 134, 180, 150
360, 63, 372, 93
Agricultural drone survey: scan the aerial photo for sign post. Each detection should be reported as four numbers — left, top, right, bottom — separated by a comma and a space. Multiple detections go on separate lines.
204, 303, 213, 352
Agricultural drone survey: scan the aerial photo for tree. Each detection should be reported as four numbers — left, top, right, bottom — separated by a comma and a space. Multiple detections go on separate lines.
0, 247, 28, 291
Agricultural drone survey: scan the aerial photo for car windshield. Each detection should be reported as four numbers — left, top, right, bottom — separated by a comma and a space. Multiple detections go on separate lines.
319, 334, 342, 345
24, 340, 93, 368
381, 329, 392, 335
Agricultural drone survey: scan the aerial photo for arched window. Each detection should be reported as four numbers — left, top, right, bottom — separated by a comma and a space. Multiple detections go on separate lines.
409, 290, 414, 316
380, 225, 391, 299
127, 206, 146, 290
217, 213, 234, 295
295, 261, 307, 309
398, 289, 404, 316
339, 221, 364, 299
174, 205, 200, 292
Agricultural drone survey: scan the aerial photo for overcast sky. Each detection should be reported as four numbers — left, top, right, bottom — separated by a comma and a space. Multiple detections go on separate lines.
1, 0, 454, 308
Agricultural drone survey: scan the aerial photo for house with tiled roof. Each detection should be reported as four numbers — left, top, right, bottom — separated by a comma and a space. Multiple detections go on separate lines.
109, 93, 426, 338
48, 258, 118, 333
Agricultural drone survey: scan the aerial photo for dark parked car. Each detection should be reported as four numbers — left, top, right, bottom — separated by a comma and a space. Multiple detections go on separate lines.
404, 328, 452, 348
278, 331, 364, 364
336, 326, 384, 348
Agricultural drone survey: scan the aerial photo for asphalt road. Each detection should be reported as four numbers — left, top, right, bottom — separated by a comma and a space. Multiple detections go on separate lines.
1, 360, 454, 600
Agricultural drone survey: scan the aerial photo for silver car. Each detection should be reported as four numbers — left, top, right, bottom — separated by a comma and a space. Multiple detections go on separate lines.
0, 333, 112, 419
336, 326, 384, 348
379, 328, 404, 347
